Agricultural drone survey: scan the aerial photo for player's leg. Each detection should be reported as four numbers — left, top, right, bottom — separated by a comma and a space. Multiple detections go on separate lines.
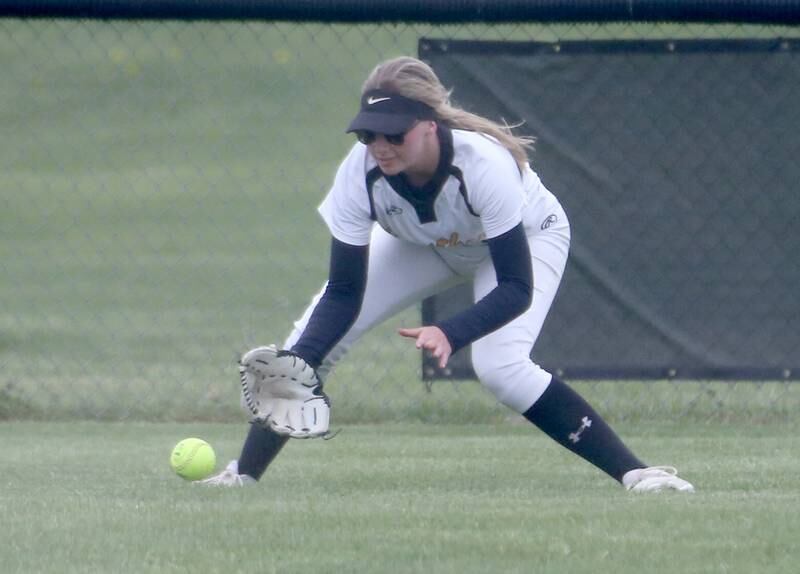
471, 207, 644, 481
233, 227, 461, 482
471, 207, 691, 491
470, 206, 572, 413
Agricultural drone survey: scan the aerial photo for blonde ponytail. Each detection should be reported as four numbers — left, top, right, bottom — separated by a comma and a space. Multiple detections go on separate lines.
362, 56, 535, 171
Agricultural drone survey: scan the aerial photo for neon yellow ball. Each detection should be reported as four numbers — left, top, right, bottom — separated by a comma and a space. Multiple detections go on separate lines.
170, 438, 216, 481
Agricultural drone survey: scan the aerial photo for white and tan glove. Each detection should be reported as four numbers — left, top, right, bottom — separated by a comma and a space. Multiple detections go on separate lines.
239, 345, 331, 439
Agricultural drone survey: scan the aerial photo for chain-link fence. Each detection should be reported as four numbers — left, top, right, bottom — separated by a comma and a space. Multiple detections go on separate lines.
1, 15, 799, 423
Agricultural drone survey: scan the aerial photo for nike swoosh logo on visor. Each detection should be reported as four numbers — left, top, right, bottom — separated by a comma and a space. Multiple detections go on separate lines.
367, 96, 391, 105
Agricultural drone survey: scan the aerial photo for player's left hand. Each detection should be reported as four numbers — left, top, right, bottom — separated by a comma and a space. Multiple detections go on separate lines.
398, 326, 452, 368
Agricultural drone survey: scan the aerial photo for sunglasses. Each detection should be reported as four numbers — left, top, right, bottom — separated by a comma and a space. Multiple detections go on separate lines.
355, 121, 419, 146
355, 130, 407, 146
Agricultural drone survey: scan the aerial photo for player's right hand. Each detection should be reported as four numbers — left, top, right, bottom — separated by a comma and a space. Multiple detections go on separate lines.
398, 326, 452, 369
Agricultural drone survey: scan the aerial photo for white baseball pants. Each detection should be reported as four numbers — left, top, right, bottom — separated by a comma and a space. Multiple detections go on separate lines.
284, 205, 571, 413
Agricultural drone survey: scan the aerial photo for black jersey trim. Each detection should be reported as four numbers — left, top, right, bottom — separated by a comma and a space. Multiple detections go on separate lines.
448, 165, 479, 217
384, 124, 454, 224
362, 125, 478, 225
365, 166, 382, 221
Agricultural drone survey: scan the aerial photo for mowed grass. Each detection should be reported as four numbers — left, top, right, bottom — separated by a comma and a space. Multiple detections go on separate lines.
1, 420, 798, 574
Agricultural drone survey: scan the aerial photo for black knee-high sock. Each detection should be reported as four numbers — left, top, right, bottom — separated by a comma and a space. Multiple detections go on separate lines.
523, 377, 644, 482
237, 424, 289, 480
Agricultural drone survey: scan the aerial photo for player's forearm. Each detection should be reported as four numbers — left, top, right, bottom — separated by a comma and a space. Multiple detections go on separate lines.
436, 280, 531, 352
435, 223, 533, 353
290, 238, 368, 368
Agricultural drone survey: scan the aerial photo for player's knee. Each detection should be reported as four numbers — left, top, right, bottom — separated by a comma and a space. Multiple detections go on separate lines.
471, 354, 524, 399
472, 352, 551, 413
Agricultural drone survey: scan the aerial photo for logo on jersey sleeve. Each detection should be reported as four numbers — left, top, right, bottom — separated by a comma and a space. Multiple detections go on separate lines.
541, 214, 558, 230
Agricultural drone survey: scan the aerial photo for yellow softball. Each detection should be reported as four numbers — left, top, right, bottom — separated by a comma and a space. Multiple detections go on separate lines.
170, 438, 216, 481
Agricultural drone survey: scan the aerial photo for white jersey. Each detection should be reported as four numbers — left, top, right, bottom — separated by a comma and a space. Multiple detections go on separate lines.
319, 128, 560, 273
287, 126, 571, 413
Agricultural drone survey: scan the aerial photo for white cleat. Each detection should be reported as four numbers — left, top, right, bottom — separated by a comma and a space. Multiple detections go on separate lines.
623, 466, 695, 493
197, 460, 257, 487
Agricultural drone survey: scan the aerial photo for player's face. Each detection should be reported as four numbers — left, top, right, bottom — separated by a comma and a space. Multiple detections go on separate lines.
362, 121, 438, 183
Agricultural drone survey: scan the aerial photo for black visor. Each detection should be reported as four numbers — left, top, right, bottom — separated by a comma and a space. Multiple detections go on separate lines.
346, 89, 436, 135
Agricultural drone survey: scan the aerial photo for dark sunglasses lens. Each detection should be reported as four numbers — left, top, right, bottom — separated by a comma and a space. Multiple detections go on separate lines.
385, 133, 405, 145
356, 131, 376, 145
356, 131, 406, 145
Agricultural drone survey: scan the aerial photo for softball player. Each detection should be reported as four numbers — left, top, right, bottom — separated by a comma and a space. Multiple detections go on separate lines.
203, 57, 694, 492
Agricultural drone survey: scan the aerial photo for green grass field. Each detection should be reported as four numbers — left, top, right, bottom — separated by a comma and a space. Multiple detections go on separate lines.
2, 420, 798, 574
1, 17, 799, 574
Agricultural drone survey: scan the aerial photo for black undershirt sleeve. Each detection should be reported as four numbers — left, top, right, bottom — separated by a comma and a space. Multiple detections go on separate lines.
289, 237, 368, 369
435, 222, 533, 353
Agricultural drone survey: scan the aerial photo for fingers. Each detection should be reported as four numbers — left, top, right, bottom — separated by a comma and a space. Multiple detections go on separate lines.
420, 334, 449, 369
398, 326, 429, 351
429, 344, 450, 369
397, 327, 422, 340
397, 326, 452, 368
